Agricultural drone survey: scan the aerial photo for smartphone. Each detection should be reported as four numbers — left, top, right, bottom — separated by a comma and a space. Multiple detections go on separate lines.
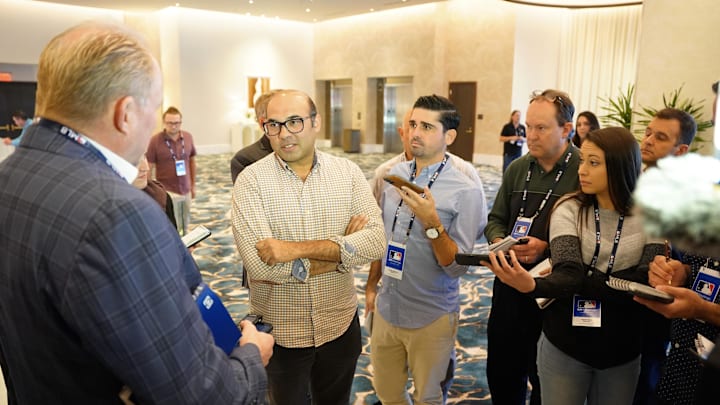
182, 225, 212, 248
455, 253, 510, 266
241, 314, 274, 333
383, 175, 424, 194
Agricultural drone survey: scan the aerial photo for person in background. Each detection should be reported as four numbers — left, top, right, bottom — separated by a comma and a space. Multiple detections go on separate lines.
572, 111, 600, 148
484, 89, 579, 405
640, 108, 696, 169
230, 90, 280, 184
133, 154, 176, 228
0, 21, 272, 404
633, 107, 697, 405
230, 89, 280, 289
486, 127, 665, 405
2, 110, 33, 147
499, 110, 526, 172
146, 106, 197, 235
232, 89, 386, 405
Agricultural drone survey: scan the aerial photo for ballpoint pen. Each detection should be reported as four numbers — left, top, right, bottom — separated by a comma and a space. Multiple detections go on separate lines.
665, 240, 672, 284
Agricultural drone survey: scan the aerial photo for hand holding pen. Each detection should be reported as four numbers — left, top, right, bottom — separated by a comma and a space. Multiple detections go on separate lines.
648, 254, 688, 288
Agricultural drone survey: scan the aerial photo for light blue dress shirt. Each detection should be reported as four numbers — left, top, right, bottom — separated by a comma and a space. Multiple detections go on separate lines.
377, 158, 485, 329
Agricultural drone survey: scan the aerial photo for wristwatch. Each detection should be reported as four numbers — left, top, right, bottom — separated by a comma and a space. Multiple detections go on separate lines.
425, 224, 445, 240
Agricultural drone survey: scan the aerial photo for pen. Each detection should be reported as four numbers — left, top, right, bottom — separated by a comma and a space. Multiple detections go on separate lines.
665, 240, 672, 284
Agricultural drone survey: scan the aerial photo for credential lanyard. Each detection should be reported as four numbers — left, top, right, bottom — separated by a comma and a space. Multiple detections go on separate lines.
38, 118, 124, 179
390, 154, 449, 242
588, 200, 625, 274
164, 132, 186, 161
518, 151, 573, 219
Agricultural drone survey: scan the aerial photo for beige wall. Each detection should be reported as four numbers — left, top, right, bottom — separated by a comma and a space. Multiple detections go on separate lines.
636, 0, 720, 154
314, 0, 516, 160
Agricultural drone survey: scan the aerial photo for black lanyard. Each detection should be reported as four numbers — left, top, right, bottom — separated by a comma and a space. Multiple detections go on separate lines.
164, 131, 186, 161
390, 154, 448, 241
38, 118, 124, 179
589, 200, 625, 274
518, 151, 573, 219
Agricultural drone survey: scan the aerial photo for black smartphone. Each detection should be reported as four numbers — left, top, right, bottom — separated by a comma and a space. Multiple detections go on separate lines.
383, 175, 424, 194
516, 238, 530, 245
241, 314, 274, 333
455, 253, 510, 266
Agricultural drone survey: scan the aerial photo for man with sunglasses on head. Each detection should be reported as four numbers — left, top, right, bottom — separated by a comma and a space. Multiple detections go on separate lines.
484, 89, 579, 405
146, 106, 197, 235
231, 89, 386, 405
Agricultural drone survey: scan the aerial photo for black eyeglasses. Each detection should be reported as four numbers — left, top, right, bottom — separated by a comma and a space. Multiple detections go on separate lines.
530, 90, 574, 124
263, 116, 314, 136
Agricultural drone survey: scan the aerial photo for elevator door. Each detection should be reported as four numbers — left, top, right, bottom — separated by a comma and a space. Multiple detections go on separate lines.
382, 83, 413, 154
330, 83, 352, 148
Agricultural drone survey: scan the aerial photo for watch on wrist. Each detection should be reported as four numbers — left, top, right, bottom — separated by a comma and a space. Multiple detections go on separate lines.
425, 224, 445, 240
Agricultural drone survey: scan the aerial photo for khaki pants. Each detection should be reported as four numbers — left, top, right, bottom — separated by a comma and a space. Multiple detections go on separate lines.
371, 311, 458, 405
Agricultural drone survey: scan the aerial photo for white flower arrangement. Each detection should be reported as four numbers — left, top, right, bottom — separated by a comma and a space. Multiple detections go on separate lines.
634, 153, 720, 257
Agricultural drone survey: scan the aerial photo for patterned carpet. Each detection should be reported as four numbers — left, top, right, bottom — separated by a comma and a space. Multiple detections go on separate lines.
191, 148, 503, 404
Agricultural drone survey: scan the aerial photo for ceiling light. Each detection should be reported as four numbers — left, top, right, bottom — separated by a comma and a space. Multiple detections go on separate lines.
249, 0, 254, 3
503, 0, 641, 7
305, 8, 311, 12
370, 8, 375, 11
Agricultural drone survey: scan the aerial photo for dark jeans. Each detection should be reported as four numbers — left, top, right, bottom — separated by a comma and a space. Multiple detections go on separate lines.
503, 152, 522, 172
487, 279, 542, 405
266, 312, 361, 405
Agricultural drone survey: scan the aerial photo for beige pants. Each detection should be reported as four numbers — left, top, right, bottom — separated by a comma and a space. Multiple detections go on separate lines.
370, 311, 458, 405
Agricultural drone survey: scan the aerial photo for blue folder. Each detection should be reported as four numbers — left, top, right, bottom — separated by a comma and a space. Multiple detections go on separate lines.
193, 283, 241, 354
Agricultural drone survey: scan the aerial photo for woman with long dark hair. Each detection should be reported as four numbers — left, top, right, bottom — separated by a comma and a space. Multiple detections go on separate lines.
572, 111, 600, 147
485, 127, 664, 404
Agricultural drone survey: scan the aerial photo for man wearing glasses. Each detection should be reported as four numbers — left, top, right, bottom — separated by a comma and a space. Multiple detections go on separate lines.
484, 89, 579, 404
146, 106, 197, 235
231, 89, 386, 405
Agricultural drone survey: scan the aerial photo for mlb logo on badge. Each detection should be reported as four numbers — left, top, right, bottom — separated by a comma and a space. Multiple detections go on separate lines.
391, 251, 403, 261
692, 269, 720, 302
578, 300, 597, 310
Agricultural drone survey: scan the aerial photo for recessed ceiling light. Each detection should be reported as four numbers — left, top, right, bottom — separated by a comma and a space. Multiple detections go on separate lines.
305, 8, 311, 12
175, 2, 180, 6
370, 8, 375, 11
249, 0, 254, 3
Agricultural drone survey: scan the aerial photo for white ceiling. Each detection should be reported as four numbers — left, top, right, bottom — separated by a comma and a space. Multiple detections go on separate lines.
37, 0, 444, 23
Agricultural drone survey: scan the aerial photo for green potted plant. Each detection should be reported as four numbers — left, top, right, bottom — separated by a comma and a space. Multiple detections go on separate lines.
598, 84, 635, 130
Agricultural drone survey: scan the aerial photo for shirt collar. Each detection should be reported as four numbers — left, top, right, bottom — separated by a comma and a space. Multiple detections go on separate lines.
528, 142, 577, 169
85, 137, 139, 184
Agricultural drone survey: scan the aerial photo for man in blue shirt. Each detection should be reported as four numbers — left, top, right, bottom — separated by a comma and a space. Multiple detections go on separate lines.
2, 110, 32, 147
369, 95, 486, 404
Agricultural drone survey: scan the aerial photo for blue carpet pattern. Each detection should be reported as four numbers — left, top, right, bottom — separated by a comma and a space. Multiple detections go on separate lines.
191, 148, 503, 404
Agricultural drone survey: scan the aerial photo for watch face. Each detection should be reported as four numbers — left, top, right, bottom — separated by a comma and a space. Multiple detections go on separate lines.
426, 228, 439, 239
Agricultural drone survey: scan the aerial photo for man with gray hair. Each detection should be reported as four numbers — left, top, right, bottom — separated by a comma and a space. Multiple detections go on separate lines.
0, 22, 272, 404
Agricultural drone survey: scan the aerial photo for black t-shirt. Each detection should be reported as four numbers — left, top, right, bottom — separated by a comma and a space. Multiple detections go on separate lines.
501, 123, 526, 155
